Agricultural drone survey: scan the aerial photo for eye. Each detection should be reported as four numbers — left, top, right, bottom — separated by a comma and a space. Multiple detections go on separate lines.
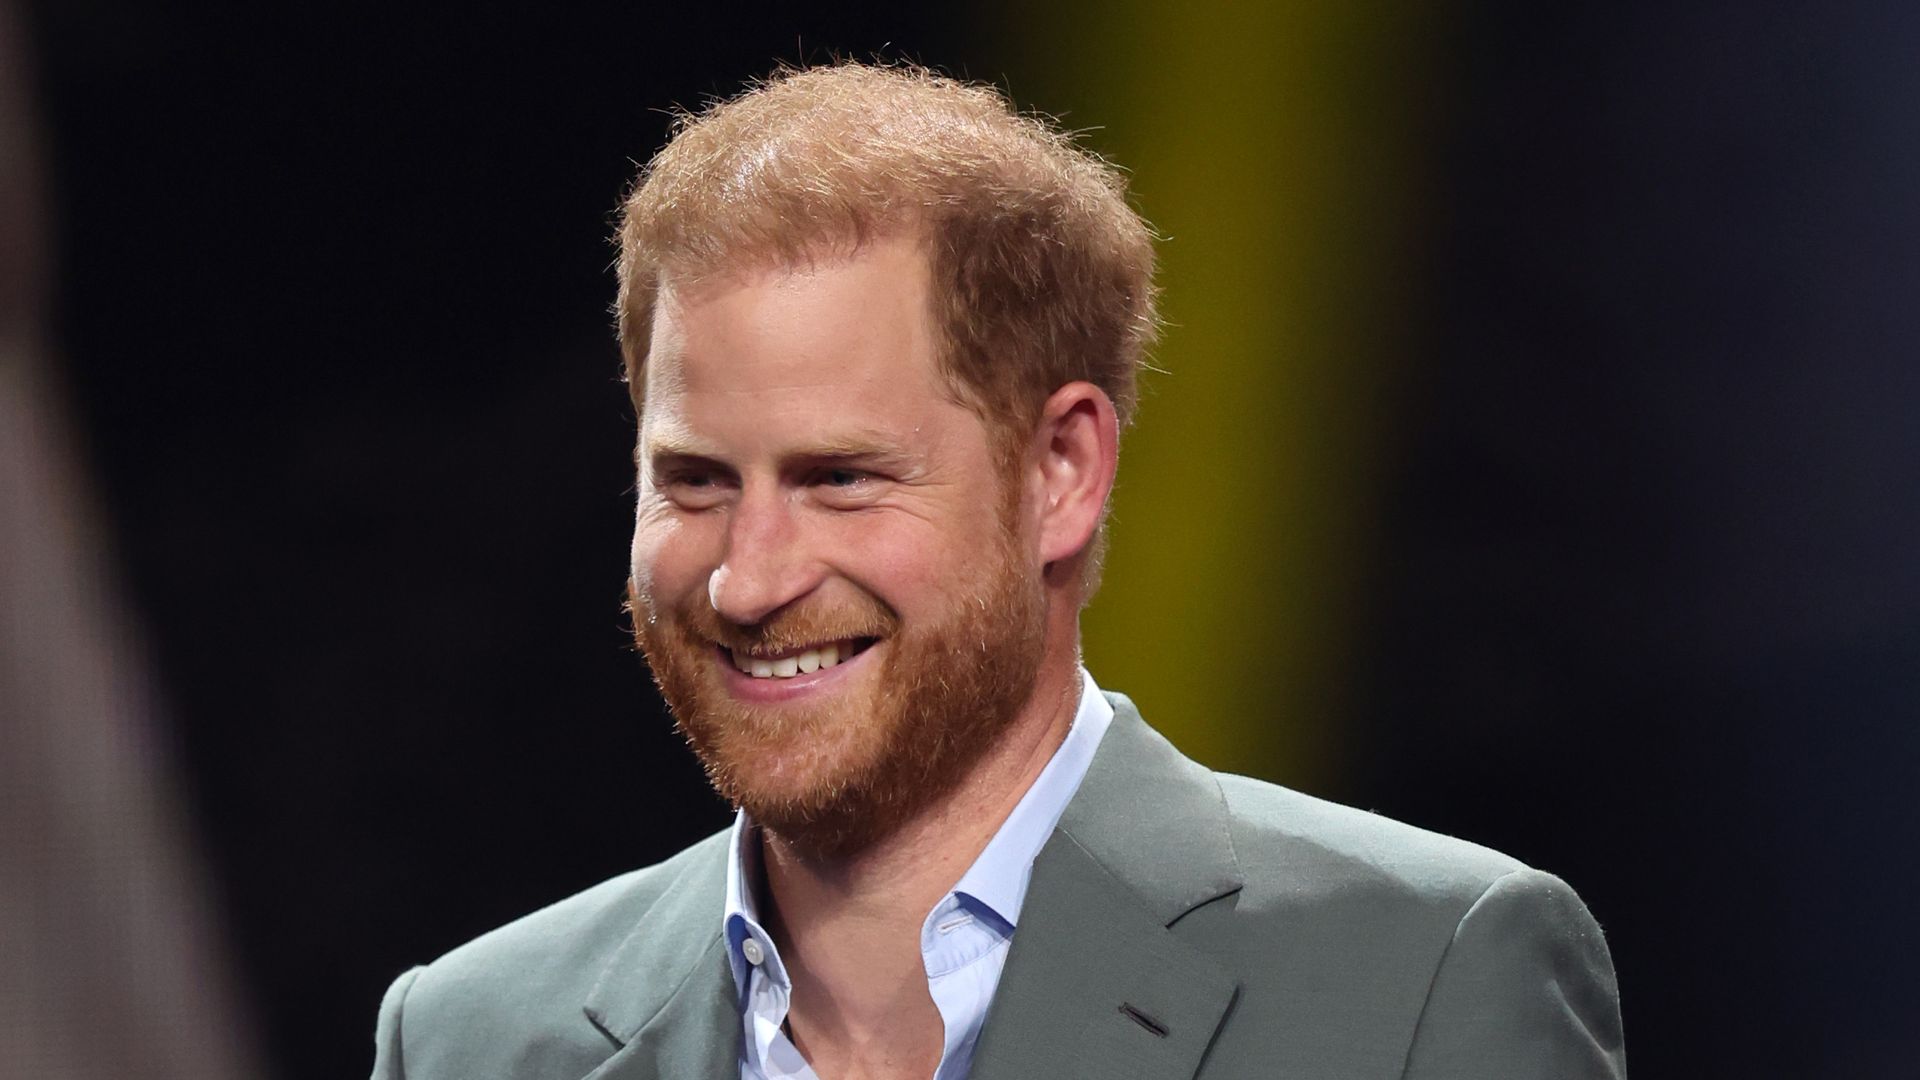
810, 466, 881, 506
659, 467, 731, 509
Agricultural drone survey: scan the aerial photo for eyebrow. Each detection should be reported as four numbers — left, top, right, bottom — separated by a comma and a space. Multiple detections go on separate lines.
641, 431, 920, 471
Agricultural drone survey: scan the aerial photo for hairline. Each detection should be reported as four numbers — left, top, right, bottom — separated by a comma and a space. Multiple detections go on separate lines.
626, 225, 1043, 461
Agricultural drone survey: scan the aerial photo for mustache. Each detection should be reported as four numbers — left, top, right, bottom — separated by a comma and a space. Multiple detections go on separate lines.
626, 579, 898, 655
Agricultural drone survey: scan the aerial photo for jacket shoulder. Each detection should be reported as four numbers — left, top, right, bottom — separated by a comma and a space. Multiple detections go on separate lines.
1212, 771, 1529, 904
1182, 773, 1620, 1075
1197, 771, 1543, 1019
374, 829, 730, 1079
424, 828, 726, 992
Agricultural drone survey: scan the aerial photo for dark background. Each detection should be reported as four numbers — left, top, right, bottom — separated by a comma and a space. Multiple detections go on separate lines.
21, 2, 1920, 1078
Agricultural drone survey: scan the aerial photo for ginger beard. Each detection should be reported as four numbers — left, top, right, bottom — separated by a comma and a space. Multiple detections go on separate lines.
632, 497, 1047, 859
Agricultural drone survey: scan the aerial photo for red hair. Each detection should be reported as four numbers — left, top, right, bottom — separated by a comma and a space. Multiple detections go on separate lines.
615, 62, 1160, 447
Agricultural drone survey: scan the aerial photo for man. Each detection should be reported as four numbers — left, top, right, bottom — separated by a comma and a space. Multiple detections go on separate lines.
372, 63, 1625, 1080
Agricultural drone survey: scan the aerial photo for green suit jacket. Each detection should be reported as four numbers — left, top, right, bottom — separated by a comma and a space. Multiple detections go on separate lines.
372, 694, 1626, 1079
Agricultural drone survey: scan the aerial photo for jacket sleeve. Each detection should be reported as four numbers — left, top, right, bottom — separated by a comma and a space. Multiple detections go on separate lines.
371, 966, 425, 1080
1398, 868, 1627, 1079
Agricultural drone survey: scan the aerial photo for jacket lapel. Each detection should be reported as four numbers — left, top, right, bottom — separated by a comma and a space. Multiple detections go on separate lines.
580, 835, 740, 1080
970, 694, 1244, 1080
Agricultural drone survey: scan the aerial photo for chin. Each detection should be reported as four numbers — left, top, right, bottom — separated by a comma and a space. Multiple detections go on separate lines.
741, 727, 889, 808
671, 666, 897, 833
716, 750, 902, 859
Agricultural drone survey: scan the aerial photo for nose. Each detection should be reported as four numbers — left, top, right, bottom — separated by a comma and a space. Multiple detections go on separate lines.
708, 486, 823, 626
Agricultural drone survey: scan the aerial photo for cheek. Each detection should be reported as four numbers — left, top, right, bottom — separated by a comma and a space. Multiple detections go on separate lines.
631, 512, 718, 606
825, 513, 988, 614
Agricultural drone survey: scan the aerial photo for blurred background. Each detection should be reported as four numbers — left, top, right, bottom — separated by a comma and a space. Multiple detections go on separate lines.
5, 1, 1917, 1077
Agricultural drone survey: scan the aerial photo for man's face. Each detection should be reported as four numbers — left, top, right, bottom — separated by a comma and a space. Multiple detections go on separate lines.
628, 236, 1046, 857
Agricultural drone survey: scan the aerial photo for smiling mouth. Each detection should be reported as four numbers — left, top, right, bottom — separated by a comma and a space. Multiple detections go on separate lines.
720, 638, 878, 680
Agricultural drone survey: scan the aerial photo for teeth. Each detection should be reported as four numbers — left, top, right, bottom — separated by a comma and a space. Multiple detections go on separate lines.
730, 640, 857, 678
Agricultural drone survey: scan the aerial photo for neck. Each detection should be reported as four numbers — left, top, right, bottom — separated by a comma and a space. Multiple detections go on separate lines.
756, 638, 1083, 1071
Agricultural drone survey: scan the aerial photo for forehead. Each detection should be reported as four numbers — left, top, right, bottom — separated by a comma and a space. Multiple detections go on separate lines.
640, 237, 973, 453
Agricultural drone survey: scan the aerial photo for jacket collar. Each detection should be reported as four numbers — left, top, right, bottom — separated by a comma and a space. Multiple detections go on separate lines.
969, 692, 1245, 1080
1056, 692, 1243, 921
579, 831, 739, 1079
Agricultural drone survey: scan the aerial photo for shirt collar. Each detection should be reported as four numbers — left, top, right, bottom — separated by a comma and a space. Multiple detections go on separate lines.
722, 808, 781, 998
721, 667, 1114, 986
946, 667, 1113, 929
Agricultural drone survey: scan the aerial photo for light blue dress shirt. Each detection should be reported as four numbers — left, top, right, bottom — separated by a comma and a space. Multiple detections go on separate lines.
721, 668, 1115, 1080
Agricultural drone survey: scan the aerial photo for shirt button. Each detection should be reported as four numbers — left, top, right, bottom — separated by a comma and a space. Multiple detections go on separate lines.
742, 937, 765, 966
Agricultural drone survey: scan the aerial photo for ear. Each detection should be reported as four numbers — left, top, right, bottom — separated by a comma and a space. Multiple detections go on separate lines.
1028, 381, 1120, 569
